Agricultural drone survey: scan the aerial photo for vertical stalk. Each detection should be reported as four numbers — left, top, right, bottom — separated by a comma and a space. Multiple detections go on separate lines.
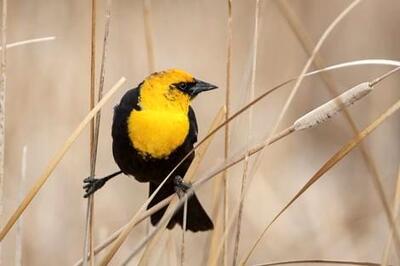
180, 198, 188, 266
15, 146, 27, 266
143, 0, 155, 73
222, 1, 232, 265
83, 0, 96, 265
0, 0, 6, 263
233, 1, 260, 264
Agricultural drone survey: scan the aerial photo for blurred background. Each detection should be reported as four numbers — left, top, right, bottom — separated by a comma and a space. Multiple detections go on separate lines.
2, 0, 400, 265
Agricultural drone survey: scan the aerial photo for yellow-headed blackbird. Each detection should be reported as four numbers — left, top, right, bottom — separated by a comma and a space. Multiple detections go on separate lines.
83, 69, 217, 232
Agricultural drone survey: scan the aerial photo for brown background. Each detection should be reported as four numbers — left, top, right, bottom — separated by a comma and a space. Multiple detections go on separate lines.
2, 0, 400, 265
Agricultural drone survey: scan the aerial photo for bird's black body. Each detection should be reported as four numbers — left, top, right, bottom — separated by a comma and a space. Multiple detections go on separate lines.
112, 85, 213, 232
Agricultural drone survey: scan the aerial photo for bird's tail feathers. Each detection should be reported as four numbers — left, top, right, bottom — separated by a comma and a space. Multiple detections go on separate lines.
148, 182, 213, 232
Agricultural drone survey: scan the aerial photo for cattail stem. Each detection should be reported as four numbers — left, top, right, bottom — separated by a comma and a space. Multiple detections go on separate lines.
15, 146, 27, 266
83, 0, 97, 264
0, 0, 6, 262
180, 198, 188, 266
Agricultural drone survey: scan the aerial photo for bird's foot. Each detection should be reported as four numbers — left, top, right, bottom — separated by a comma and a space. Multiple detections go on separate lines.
174, 175, 191, 198
83, 176, 106, 198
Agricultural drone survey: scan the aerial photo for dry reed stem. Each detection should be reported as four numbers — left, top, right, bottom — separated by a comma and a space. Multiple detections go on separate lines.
92, 0, 112, 186
143, 0, 155, 73
241, 98, 400, 264
0, 77, 126, 241
99, 108, 225, 265
15, 146, 27, 266
220, 0, 233, 264
82, 0, 97, 264
73, 194, 173, 266
232, 1, 260, 264
2, 36, 55, 50
0, 0, 6, 262
180, 198, 188, 266
369, 66, 400, 87
381, 165, 400, 266
143, 0, 155, 236
217, 0, 232, 266
86, 1, 113, 263
253, 259, 388, 266
85, 3, 113, 265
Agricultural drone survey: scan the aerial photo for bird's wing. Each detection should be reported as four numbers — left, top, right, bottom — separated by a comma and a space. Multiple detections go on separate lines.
188, 106, 198, 144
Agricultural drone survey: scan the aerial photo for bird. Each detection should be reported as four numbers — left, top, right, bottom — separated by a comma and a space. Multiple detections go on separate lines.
83, 69, 217, 232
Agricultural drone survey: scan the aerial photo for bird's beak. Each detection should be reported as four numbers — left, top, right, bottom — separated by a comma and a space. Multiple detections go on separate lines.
189, 79, 218, 98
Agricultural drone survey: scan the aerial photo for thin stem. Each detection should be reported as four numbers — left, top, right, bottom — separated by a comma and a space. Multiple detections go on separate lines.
2, 36, 55, 50
143, 0, 155, 73
222, 0, 233, 265
180, 198, 188, 266
15, 146, 27, 266
253, 259, 387, 266
0, 0, 6, 263
233, 1, 260, 264
83, 0, 97, 264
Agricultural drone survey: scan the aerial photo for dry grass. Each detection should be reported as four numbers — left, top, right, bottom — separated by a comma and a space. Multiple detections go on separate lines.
242, 98, 400, 263
1, 1, 400, 265
0, 0, 6, 262
0, 77, 126, 241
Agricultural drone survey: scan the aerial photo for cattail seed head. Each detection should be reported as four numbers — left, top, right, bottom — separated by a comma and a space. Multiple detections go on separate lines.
293, 82, 373, 131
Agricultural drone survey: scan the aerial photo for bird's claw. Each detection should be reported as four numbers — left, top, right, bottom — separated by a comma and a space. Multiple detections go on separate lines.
83, 176, 106, 198
174, 175, 191, 198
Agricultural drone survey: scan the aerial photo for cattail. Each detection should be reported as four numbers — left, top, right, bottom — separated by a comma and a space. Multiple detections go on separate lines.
293, 82, 373, 131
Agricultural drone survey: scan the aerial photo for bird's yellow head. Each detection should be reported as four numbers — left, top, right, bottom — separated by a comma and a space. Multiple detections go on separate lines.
138, 69, 218, 112
128, 69, 217, 159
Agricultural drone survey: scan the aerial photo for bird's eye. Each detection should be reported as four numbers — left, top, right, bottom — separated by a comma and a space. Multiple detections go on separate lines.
178, 82, 188, 90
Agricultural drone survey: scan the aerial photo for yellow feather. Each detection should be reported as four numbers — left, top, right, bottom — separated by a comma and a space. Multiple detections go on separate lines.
127, 69, 193, 158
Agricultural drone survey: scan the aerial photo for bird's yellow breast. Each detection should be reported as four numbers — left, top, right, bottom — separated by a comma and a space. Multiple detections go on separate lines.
126, 69, 193, 159
127, 110, 189, 159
